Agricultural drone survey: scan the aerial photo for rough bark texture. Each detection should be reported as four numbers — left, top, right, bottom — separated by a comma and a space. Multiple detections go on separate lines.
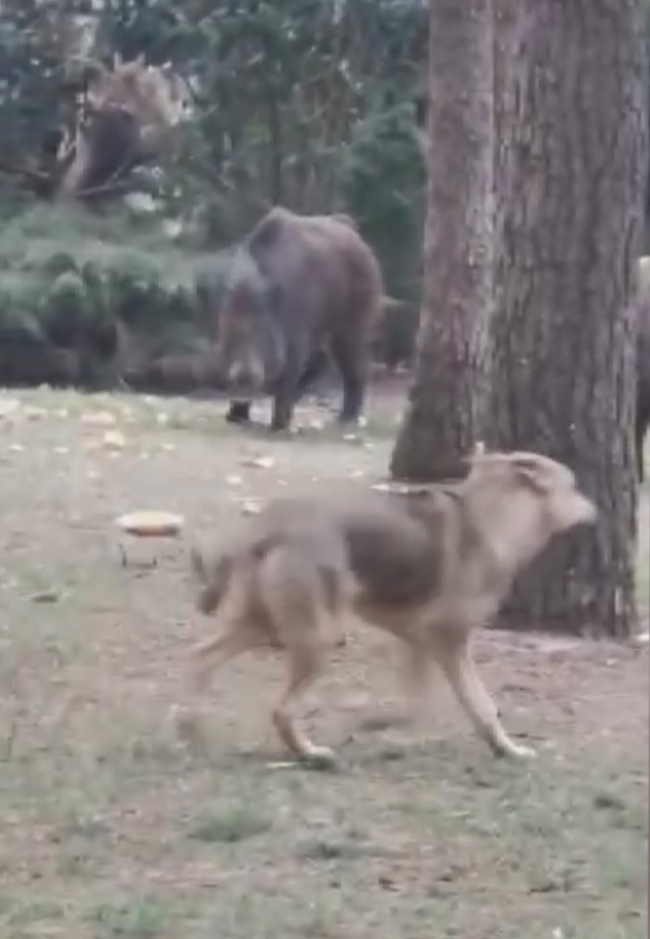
490, 0, 647, 636
390, 0, 493, 482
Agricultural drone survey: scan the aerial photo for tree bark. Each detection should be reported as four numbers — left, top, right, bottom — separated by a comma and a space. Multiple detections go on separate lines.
390, 0, 493, 482
490, 0, 647, 636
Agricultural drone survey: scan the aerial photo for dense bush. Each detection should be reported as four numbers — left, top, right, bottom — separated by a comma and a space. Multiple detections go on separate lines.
0, 204, 229, 390
0, 197, 420, 392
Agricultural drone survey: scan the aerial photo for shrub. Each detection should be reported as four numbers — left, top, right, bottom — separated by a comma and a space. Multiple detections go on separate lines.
0, 203, 227, 389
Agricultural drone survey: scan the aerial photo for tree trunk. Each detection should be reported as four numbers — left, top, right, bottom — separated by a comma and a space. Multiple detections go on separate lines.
390, 0, 493, 482
490, 0, 647, 636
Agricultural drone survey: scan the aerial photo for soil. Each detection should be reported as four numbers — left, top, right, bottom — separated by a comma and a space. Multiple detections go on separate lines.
0, 382, 647, 939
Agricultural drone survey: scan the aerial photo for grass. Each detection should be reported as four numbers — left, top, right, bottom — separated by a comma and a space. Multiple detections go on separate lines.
189, 804, 272, 843
89, 899, 169, 937
0, 383, 646, 939
0, 897, 66, 926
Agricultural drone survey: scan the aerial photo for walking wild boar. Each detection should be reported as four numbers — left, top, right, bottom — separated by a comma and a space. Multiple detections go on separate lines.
217, 207, 384, 431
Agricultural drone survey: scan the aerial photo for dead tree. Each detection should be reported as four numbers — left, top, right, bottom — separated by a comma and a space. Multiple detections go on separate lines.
58, 53, 191, 201
0, 54, 191, 204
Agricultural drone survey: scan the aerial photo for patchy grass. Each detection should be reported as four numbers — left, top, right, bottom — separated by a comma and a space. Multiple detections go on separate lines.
189, 804, 272, 843
88, 898, 170, 937
0, 382, 647, 939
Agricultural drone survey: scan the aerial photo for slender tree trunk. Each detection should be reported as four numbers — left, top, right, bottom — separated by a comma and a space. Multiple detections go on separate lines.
390, 0, 493, 482
490, 0, 647, 636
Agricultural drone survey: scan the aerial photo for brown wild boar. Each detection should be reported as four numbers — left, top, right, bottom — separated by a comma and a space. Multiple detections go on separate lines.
216, 206, 384, 430
185, 449, 597, 765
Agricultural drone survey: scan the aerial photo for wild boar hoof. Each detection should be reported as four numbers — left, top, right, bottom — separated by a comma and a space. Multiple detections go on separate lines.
226, 402, 251, 424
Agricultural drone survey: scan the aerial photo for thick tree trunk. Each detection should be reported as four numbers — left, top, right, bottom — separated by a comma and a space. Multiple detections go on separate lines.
490, 0, 647, 636
390, 0, 493, 482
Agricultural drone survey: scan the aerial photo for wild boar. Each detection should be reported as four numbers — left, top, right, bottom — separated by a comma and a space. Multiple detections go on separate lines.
217, 207, 384, 430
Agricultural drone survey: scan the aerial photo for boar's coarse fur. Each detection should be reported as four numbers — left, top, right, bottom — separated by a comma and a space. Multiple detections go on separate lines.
217, 206, 384, 430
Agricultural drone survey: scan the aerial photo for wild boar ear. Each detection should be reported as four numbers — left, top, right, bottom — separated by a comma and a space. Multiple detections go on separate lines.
189, 545, 208, 585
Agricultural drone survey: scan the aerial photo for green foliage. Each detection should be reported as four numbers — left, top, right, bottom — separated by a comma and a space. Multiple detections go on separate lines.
0, 203, 222, 387
41, 270, 89, 341
190, 0, 426, 220
342, 101, 425, 362
0, 0, 74, 154
342, 101, 425, 296
0, 1, 429, 379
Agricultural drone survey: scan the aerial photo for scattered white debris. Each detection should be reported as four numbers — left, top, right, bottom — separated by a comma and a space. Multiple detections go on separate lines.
241, 455, 275, 469
371, 481, 427, 495
0, 397, 20, 418
102, 430, 126, 449
116, 511, 184, 538
24, 405, 47, 420
81, 410, 117, 428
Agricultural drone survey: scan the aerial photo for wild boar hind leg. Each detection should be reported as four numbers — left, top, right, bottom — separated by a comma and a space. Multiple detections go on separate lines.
226, 400, 252, 424
331, 332, 368, 425
270, 346, 314, 430
296, 348, 330, 398
270, 377, 301, 431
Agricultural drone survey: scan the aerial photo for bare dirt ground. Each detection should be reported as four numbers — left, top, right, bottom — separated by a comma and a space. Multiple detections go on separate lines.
0, 382, 647, 939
